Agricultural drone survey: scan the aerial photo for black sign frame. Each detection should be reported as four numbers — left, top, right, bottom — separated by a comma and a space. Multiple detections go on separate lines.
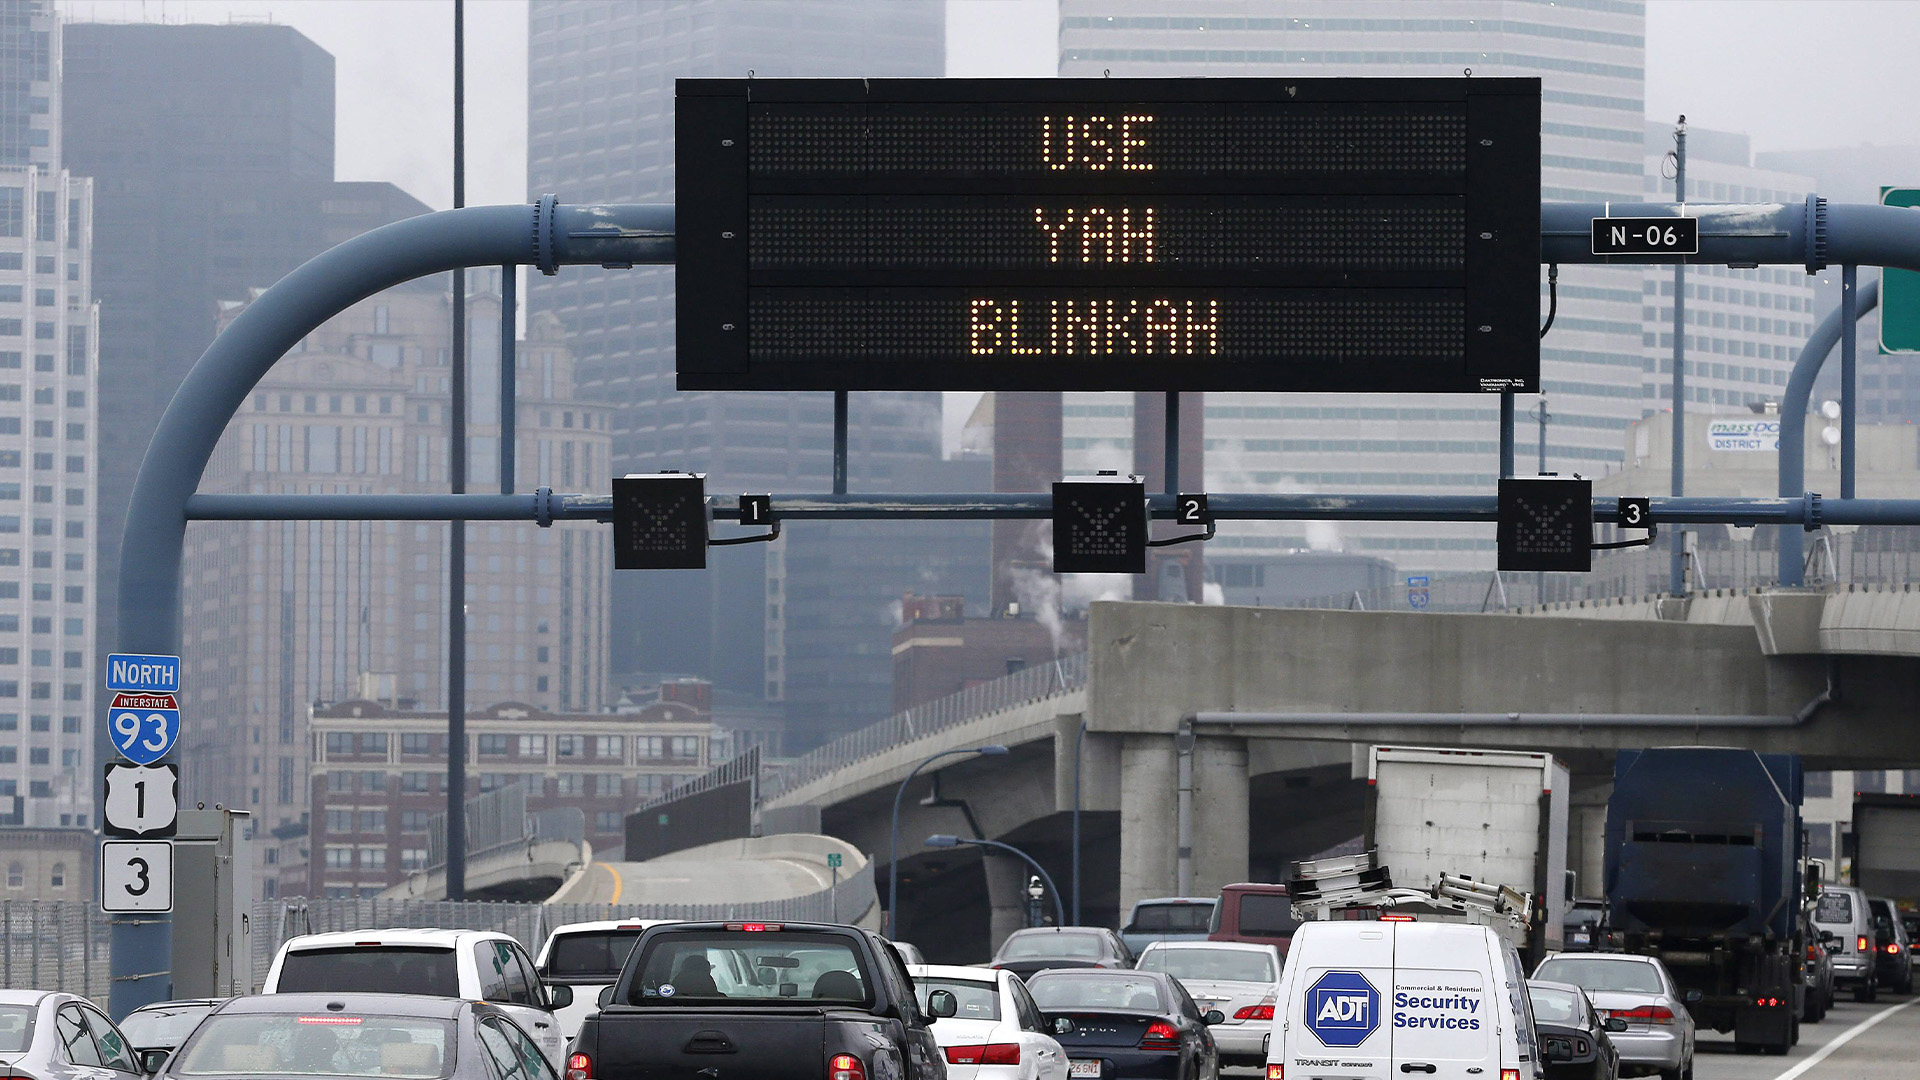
1589, 216, 1700, 257
677, 77, 1541, 393
1497, 477, 1593, 573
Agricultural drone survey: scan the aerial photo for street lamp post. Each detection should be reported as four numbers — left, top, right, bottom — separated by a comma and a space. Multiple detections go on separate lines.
927, 834, 1067, 928
888, 745, 1010, 936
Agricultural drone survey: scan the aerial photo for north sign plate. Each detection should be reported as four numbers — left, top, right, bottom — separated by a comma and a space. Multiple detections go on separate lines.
101, 840, 172, 913
103, 763, 179, 838
104, 653, 180, 694
108, 691, 180, 765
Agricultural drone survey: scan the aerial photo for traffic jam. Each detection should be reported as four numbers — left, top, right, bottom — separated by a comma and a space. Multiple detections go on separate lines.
21, 744, 1914, 1080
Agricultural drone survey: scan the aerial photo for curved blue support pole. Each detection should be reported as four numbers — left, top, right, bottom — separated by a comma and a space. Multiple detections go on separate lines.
1778, 278, 1879, 586
108, 201, 672, 1018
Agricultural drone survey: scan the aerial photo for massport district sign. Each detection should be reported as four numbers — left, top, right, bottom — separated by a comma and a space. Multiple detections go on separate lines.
1305, 971, 1381, 1048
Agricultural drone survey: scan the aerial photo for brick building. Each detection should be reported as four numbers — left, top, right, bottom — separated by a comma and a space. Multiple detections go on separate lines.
303, 687, 713, 898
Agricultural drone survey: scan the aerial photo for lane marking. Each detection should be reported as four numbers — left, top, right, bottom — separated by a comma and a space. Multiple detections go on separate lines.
604, 862, 624, 904
1768, 997, 1920, 1080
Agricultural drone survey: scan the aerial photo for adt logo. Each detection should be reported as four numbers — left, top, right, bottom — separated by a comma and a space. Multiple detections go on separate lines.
1305, 971, 1380, 1048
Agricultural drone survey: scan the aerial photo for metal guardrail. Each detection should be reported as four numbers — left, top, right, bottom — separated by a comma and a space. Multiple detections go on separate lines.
0, 901, 110, 1001
1291, 529, 1920, 614
760, 654, 1088, 803
253, 860, 878, 988
637, 746, 761, 815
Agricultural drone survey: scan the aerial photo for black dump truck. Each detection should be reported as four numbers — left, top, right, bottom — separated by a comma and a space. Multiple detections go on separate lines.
1605, 747, 1806, 1055
571, 921, 951, 1080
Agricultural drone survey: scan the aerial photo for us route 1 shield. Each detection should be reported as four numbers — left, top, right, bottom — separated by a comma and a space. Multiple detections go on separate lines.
107, 691, 180, 765
103, 762, 179, 838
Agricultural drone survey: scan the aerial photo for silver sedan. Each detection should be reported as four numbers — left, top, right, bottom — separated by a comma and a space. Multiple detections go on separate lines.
0, 989, 148, 1080
1533, 954, 1695, 1080
1132, 941, 1282, 1068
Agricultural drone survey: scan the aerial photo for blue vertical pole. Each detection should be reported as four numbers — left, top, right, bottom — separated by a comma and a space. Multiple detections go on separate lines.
1669, 118, 1688, 596
1499, 392, 1515, 478
1841, 264, 1858, 500
500, 265, 516, 495
445, 0, 469, 901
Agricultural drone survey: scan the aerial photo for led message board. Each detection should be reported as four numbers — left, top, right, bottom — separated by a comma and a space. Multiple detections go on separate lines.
675, 78, 1539, 393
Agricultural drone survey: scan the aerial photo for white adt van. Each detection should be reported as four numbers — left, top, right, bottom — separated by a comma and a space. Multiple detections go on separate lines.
1265, 920, 1541, 1080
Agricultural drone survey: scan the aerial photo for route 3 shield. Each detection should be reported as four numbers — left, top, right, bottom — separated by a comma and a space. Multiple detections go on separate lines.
101, 840, 173, 913
103, 763, 178, 838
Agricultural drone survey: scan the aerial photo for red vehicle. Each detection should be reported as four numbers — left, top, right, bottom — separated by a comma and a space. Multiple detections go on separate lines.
1206, 883, 1299, 955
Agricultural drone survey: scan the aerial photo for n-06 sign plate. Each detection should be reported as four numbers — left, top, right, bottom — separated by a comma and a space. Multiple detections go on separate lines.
1590, 215, 1699, 256
676, 77, 1542, 393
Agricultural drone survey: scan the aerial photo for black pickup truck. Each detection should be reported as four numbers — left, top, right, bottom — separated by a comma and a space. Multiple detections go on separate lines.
570, 921, 952, 1080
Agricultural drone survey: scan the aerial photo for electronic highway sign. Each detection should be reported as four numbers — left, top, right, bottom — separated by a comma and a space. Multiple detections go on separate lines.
675, 77, 1541, 393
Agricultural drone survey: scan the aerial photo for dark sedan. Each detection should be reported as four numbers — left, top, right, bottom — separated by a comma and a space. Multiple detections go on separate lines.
1026, 969, 1220, 1080
1529, 981, 1621, 1080
993, 927, 1135, 980
156, 992, 557, 1080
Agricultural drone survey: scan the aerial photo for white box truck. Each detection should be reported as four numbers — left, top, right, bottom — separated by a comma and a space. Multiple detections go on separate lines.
1366, 744, 1570, 959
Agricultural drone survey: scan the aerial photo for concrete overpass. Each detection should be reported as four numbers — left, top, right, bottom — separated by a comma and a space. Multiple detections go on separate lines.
764, 588, 1920, 959
551, 833, 878, 928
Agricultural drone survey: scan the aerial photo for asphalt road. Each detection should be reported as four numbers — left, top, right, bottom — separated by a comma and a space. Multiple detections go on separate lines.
554, 856, 837, 905
1693, 993, 1920, 1080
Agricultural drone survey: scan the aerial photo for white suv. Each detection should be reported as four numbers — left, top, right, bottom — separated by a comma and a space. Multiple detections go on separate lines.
261, 928, 569, 1071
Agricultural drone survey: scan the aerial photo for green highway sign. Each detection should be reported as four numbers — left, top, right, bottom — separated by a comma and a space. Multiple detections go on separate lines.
827, 853, 843, 869
1882, 187, 1920, 353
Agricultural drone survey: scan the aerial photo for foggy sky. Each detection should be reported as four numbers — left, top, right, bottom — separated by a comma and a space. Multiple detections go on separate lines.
57, 1, 1920, 210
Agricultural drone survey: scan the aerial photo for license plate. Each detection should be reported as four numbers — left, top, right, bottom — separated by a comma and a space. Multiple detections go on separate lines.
1070, 1061, 1102, 1078
1571, 932, 1590, 944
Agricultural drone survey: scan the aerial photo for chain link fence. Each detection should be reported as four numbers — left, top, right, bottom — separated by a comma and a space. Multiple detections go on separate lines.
1293, 529, 1920, 614
761, 653, 1087, 803
0, 901, 112, 1000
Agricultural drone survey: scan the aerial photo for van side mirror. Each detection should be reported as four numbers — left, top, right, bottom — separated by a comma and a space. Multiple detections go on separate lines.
546, 984, 574, 1011
1203, 1010, 1226, 1025
597, 985, 616, 1008
140, 1048, 170, 1075
1604, 1018, 1628, 1033
928, 990, 958, 1018
1819, 929, 1835, 943
1683, 989, 1702, 1005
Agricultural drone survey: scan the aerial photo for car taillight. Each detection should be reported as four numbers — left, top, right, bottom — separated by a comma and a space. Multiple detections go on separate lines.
1140, 1021, 1181, 1051
1235, 1004, 1275, 1020
1266, 1066, 1284, 1080
726, 922, 782, 932
944, 1045, 1019, 1066
1890, 943, 1903, 955
830, 1054, 866, 1080
1859, 935, 1871, 952
1501, 1070, 1521, 1080
567, 1053, 592, 1080
1754, 997, 1782, 1007
1606, 1005, 1676, 1025
1379, 914, 1415, 922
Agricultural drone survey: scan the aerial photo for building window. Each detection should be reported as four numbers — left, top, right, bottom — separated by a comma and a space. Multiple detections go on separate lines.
324, 732, 353, 756
359, 846, 387, 871
593, 773, 621, 797
594, 811, 622, 834
324, 847, 353, 870
401, 772, 434, 794
49, 862, 62, 889
401, 810, 431, 832
556, 735, 582, 758
555, 774, 582, 796
477, 734, 509, 756
327, 772, 353, 794
401, 733, 441, 755
401, 848, 427, 871
517, 735, 547, 758
358, 810, 386, 833
360, 732, 387, 755
325, 809, 353, 833
5, 862, 20, 888
593, 735, 621, 760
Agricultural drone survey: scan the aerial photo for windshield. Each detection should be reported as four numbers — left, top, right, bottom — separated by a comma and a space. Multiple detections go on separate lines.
1815, 893, 1853, 923
999, 931, 1104, 959
913, 977, 1000, 1021
1127, 903, 1214, 933
275, 947, 460, 997
1534, 958, 1663, 995
1236, 894, 1299, 938
1527, 988, 1582, 1024
122, 1003, 217, 1048
1137, 948, 1273, 984
0, 1006, 34, 1054
627, 932, 869, 1005
545, 932, 644, 980
1028, 974, 1166, 1012
172, 1013, 455, 1078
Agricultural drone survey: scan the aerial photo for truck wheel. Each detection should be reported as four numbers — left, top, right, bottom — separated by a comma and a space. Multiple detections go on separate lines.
1790, 1016, 1801, 1046
1856, 981, 1878, 1003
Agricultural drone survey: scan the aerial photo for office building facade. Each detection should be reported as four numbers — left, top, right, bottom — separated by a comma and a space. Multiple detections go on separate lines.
62, 22, 428, 756
0, 1, 97, 830
527, 1, 985, 750
184, 277, 611, 886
